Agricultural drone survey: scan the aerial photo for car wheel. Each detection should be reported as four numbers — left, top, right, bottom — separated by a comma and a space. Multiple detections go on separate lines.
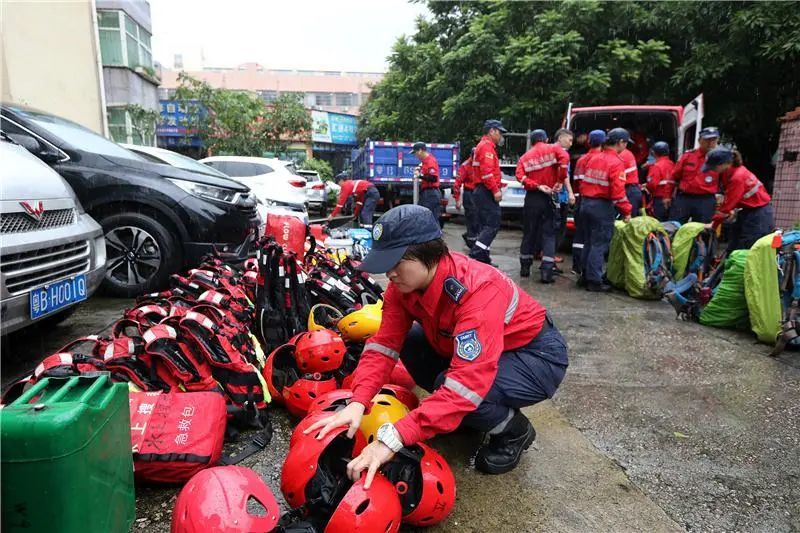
99, 212, 181, 298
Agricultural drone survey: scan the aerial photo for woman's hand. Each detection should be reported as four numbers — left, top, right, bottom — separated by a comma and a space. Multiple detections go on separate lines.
303, 402, 366, 440
347, 441, 396, 488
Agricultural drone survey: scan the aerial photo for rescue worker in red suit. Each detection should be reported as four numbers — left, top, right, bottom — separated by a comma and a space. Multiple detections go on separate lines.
515, 129, 569, 282
454, 148, 480, 249
570, 129, 606, 276
669, 127, 720, 223
704, 148, 774, 251
410, 142, 443, 223
620, 141, 643, 216
469, 119, 507, 265
329, 174, 380, 228
305, 205, 568, 480
577, 128, 632, 292
645, 142, 675, 221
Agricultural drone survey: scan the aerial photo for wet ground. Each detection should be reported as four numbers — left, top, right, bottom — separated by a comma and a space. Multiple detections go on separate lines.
2, 224, 799, 532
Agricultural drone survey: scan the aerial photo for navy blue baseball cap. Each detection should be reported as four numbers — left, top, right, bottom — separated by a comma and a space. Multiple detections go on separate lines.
409, 142, 427, 154
483, 119, 508, 133
357, 205, 443, 273
702, 147, 733, 171
529, 129, 548, 142
607, 128, 631, 143
699, 127, 720, 140
588, 129, 606, 146
652, 141, 670, 156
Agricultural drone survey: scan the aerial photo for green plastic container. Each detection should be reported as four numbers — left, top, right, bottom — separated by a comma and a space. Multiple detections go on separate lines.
1, 375, 135, 533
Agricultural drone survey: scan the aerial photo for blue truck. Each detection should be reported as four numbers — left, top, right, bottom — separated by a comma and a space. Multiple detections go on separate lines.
351, 140, 460, 209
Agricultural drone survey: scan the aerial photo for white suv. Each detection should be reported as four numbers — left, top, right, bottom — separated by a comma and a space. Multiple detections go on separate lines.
1, 138, 106, 335
200, 156, 308, 222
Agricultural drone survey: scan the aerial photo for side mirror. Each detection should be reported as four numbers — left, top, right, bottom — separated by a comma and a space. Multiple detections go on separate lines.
6, 132, 41, 154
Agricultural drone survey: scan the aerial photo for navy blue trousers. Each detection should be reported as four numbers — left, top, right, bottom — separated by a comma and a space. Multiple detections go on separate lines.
462, 188, 481, 241
399, 320, 568, 432
520, 191, 556, 272
571, 198, 585, 273
359, 186, 380, 227
578, 197, 616, 284
419, 187, 442, 222
728, 204, 774, 251
652, 197, 669, 221
469, 185, 501, 263
626, 184, 643, 217
669, 193, 716, 223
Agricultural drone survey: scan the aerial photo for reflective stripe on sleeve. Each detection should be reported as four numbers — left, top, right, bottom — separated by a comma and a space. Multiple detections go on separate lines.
444, 377, 483, 407
364, 342, 400, 360
505, 284, 519, 324
582, 177, 609, 186
742, 183, 761, 199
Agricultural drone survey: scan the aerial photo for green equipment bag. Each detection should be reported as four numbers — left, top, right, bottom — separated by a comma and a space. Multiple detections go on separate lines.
744, 232, 783, 344
672, 222, 705, 279
699, 250, 751, 330
606, 216, 668, 299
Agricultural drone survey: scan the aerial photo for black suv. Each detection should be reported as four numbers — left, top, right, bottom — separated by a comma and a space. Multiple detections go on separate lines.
0, 104, 259, 297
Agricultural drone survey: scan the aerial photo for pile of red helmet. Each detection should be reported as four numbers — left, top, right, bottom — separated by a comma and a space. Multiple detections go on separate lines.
281, 388, 456, 531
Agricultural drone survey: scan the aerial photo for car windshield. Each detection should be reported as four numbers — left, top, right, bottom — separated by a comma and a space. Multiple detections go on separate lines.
147, 149, 229, 178
10, 106, 145, 161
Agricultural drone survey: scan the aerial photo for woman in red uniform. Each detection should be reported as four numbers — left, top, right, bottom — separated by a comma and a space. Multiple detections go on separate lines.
306, 204, 568, 485
703, 148, 774, 251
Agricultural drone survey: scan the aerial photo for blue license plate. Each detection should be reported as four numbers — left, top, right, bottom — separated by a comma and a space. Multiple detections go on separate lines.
510, 188, 527, 196
30, 275, 88, 320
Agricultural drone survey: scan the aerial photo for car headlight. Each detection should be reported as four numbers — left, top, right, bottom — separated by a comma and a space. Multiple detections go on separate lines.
168, 178, 240, 204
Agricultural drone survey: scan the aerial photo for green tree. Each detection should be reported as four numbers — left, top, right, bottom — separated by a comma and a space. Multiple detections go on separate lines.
124, 104, 160, 145
362, 1, 800, 180
300, 158, 334, 182
173, 74, 311, 157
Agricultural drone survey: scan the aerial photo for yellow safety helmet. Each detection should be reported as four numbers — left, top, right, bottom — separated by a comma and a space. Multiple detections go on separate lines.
359, 393, 410, 444
337, 300, 383, 342
307, 304, 344, 332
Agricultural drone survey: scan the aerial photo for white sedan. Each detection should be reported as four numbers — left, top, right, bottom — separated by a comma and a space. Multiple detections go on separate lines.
445, 164, 525, 217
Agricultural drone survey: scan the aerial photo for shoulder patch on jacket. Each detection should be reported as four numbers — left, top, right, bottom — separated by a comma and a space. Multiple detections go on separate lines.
444, 277, 468, 303
455, 330, 481, 361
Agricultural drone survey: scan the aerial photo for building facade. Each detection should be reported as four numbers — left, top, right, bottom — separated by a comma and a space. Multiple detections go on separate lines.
96, 0, 159, 145
1, 0, 106, 134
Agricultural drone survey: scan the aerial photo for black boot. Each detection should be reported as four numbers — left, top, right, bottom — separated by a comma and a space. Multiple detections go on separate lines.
540, 268, 555, 284
475, 411, 536, 475
520, 261, 532, 278
586, 281, 612, 293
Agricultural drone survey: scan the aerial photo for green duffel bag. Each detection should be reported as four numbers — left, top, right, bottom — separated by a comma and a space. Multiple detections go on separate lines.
671, 222, 714, 280
744, 232, 783, 344
699, 249, 750, 330
607, 216, 668, 299
605, 220, 628, 289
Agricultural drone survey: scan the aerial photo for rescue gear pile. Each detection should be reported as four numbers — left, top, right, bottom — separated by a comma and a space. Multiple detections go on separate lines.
671, 222, 718, 281
606, 216, 673, 299
304, 250, 383, 315
698, 250, 751, 330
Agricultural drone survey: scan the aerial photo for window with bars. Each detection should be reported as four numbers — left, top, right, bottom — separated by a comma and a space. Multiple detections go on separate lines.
106, 107, 154, 146
259, 90, 278, 103
335, 93, 355, 107
97, 10, 153, 71
313, 93, 333, 106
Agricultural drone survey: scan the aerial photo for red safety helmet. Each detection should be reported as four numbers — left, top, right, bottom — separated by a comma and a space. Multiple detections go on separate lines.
289, 407, 367, 453
281, 421, 362, 509
379, 384, 419, 411
325, 475, 402, 533
262, 343, 299, 406
171, 466, 279, 533
293, 329, 346, 374
382, 443, 456, 527
283, 374, 338, 418
307, 389, 354, 416
388, 361, 416, 391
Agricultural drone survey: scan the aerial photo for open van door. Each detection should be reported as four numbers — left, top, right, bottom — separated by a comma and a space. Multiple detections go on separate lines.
678, 93, 704, 155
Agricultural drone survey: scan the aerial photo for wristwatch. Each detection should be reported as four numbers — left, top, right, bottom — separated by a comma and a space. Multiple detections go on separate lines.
376, 423, 404, 452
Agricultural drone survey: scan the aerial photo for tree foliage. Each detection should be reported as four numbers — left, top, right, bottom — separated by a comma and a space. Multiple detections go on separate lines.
361, 1, 800, 178
300, 157, 334, 182
173, 73, 311, 156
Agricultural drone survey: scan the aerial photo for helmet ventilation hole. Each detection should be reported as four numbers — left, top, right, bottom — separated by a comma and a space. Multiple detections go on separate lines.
385, 520, 394, 532
355, 499, 371, 515
246, 495, 267, 516
436, 481, 444, 494
377, 401, 391, 406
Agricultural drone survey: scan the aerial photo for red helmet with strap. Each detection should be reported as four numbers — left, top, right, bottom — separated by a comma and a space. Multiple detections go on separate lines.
283, 374, 338, 418
294, 329, 346, 374
307, 389, 353, 416
289, 408, 367, 453
262, 343, 299, 406
325, 475, 402, 533
382, 443, 456, 527
171, 466, 279, 533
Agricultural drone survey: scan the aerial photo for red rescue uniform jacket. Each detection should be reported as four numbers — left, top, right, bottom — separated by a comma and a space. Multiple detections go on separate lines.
514, 142, 569, 190
672, 149, 719, 195
620, 148, 639, 186
711, 165, 771, 228
350, 252, 548, 445
473, 135, 502, 194
330, 179, 374, 217
453, 157, 475, 202
418, 154, 440, 190
579, 147, 632, 217
645, 156, 676, 199
572, 147, 602, 197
